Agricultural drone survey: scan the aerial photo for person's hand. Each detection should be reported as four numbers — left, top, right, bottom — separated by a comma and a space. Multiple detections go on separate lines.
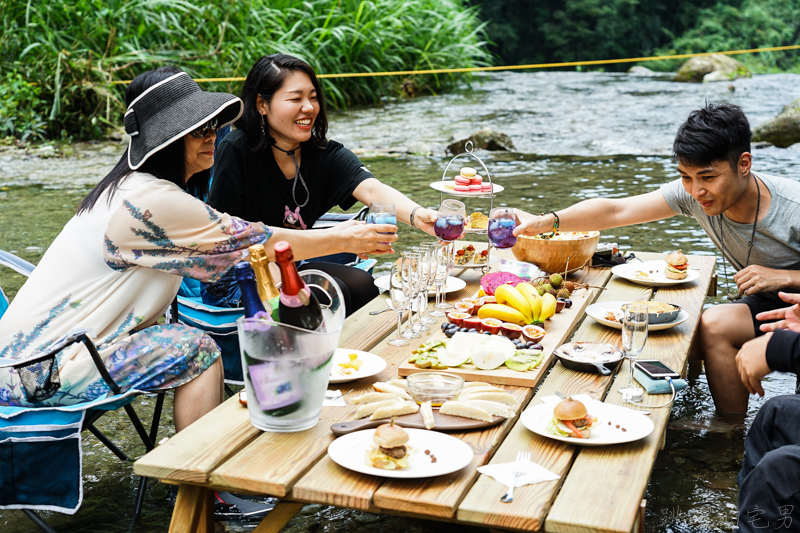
735, 332, 774, 396
733, 265, 789, 295
512, 209, 549, 237
757, 292, 800, 333
412, 208, 438, 237
336, 220, 397, 259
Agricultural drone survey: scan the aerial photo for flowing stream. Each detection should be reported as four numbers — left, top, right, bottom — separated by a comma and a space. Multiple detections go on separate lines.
2, 70, 800, 532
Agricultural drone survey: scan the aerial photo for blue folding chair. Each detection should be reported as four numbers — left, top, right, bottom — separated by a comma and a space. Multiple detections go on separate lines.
0, 250, 169, 532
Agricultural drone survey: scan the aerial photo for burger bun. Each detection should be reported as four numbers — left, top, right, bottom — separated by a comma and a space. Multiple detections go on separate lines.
373, 422, 410, 448
553, 398, 587, 421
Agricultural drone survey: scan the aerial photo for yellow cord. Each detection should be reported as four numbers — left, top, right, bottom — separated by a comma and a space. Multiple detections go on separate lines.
99, 44, 800, 85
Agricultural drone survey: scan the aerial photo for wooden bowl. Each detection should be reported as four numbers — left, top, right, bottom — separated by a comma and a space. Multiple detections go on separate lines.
511, 231, 600, 274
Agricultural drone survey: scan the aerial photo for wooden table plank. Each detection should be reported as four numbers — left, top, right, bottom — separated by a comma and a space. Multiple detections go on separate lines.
545, 254, 715, 533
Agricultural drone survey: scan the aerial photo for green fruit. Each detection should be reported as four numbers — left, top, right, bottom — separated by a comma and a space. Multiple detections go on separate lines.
549, 273, 563, 287
505, 358, 532, 371
536, 286, 546, 296
540, 283, 553, 293
557, 288, 570, 299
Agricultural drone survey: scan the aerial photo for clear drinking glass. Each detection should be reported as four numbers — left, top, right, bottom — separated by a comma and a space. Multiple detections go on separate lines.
366, 202, 396, 244
400, 253, 422, 339
488, 207, 518, 249
386, 262, 410, 347
436, 241, 456, 310
407, 251, 429, 333
429, 244, 450, 317
619, 302, 649, 400
434, 199, 466, 242
412, 246, 436, 325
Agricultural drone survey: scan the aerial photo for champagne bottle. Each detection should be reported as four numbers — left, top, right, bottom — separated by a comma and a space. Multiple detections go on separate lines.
248, 244, 280, 315
273, 241, 324, 331
233, 262, 268, 319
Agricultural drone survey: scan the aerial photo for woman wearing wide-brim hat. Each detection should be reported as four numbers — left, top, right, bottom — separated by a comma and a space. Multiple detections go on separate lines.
0, 66, 348, 430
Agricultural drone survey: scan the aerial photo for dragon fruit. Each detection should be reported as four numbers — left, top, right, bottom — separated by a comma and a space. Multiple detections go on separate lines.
480, 272, 527, 296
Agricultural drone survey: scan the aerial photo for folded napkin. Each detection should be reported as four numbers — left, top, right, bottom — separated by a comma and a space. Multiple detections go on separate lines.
322, 390, 347, 407
498, 258, 543, 280
633, 369, 688, 395
478, 458, 559, 488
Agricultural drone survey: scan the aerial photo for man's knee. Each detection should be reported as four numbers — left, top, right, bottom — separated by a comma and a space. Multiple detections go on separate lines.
699, 304, 754, 346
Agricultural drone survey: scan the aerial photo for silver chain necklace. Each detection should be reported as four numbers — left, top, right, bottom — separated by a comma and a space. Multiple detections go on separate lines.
272, 144, 310, 208
716, 173, 760, 301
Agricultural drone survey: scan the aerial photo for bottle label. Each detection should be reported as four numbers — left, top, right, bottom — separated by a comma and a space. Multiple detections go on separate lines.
248, 361, 303, 413
280, 286, 311, 308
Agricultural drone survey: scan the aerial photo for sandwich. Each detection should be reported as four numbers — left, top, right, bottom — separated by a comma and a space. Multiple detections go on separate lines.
665, 250, 689, 280
547, 397, 595, 439
365, 421, 410, 469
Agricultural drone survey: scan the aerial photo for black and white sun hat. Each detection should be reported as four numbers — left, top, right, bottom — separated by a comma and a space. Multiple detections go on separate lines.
123, 72, 243, 169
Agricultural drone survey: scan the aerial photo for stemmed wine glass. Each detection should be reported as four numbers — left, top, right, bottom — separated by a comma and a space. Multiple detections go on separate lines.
429, 244, 450, 317
434, 199, 466, 242
366, 202, 396, 244
619, 302, 649, 401
488, 207, 518, 249
386, 262, 410, 346
436, 241, 456, 310
412, 245, 436, 326
400, 252, 423, 339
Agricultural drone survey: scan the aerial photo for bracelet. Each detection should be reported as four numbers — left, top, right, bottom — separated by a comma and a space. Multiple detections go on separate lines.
541, 211, 560, 233
409, 205, 422, 228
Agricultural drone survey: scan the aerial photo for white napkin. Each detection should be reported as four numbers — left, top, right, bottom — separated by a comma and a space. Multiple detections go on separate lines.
322, 390, 347, 407
477, 459, 559, 487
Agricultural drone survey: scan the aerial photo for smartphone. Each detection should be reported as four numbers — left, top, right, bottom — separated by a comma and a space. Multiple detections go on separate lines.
635, 360, 680, 380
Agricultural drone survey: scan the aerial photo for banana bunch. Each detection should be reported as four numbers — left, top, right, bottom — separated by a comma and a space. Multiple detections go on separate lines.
477, 283, 556, 325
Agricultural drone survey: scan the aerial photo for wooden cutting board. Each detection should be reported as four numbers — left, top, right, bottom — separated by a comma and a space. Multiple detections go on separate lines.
330, 410, 505, 437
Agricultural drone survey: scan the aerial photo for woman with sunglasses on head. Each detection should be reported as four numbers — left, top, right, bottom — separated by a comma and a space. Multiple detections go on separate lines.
0, 66, 353, 431
206, 53, 439, 315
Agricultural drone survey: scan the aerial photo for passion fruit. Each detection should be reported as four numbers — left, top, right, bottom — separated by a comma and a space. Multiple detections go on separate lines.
453, 301, 474, 314
462, 298, 484, 314
480, 318, 503, 335
522, 325, 546, 343
447, 312, 472, 327
462, 317, 483, 331
500, 322, 523, 339
479, 295, 497, 305
555, 299, 566, 313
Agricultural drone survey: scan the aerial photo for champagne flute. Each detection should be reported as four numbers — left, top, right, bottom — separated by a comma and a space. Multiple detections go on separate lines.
366, 202, 396, 244
400, 253, 422, 339
619, 302, 649, 400
429, 244, 450, 316
386, 262, 410, 347
412, 245, 436, 325
407, 250, 430, 333
434, 199, 466, 242
436, 241, 456, 310
488, 207, 518, 249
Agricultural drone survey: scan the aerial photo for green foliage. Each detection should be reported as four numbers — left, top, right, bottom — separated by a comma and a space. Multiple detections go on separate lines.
653, 0, 800, 72
0, 0, 491, 139
0, 70, 47, 141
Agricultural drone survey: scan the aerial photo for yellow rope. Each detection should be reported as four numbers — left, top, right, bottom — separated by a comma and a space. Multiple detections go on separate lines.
107, 44, 800, 85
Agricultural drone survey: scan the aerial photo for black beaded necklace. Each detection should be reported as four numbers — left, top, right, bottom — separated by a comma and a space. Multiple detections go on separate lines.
715, 173, 761, 301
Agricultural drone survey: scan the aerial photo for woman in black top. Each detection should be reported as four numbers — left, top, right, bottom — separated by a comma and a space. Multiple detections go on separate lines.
206, 54, 438, 315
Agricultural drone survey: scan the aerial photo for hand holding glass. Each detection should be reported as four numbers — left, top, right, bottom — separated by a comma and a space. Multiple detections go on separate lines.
366, 202, 396, 245
488, 207, 518, 249
434, 199, 466, 242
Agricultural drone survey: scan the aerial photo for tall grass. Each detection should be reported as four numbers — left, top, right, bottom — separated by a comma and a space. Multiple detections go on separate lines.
0, 0, 492, 139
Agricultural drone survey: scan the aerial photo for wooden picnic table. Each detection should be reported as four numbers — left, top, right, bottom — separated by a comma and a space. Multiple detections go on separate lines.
134, 245, 716, 533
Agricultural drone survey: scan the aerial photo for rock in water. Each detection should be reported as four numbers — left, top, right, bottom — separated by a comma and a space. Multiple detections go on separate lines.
674, 54, 750, 83
406, 141, 432, 155
447, 128, 515, 154
627, 66, 655, 76
753, 98, 800, 148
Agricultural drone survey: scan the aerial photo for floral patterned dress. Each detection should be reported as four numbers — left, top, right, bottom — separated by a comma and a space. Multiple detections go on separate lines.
0, 172, 271, 407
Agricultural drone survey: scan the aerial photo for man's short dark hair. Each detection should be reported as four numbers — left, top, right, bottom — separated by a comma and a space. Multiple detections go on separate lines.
673, 102, 752, 170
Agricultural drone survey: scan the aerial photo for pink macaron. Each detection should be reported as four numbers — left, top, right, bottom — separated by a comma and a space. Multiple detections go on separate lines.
481, 184, 492, 192
454, 184, 470, 192
469, 184, 482, 192
454, 175, 471, 186
471, 174, 483, 184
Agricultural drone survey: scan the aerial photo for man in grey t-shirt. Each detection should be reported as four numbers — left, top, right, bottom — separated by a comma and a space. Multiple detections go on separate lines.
514, 102, 800, 415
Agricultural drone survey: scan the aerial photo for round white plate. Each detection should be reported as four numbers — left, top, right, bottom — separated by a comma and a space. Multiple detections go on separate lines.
329, 348, 388, 384
327, 428, 474, 478
452, 254, 500, 270
585, 301, 690, 331
611, 260, 699, 286
430, 181, 504, 197
373, 275, 467, 296
520, 401, 654, 446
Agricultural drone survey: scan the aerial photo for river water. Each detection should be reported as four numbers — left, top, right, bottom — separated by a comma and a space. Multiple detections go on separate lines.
2, 70, 800, 532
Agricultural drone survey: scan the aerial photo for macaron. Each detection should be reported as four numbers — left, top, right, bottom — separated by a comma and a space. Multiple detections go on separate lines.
469, 184, 482, 192
454, 184, 470, 192
481, 183, 492, 192
460, 167, 477, 178
471, 175, 483, 184
454, 175, 471, 185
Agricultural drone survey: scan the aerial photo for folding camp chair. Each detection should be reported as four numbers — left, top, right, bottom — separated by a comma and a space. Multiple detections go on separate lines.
0, 249, 170, 532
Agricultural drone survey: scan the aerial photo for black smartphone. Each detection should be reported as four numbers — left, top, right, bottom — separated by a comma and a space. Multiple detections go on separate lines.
635, 359, 680, 380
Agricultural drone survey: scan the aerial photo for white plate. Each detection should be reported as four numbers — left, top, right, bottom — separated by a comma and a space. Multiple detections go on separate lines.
430, 181, 504, 197
373, 275, 467, 296
611, 260, 700, 286
329, 348, 388, 384
452, 254, 500, 270
327, 428, 474, 478
585, 301, 690, 331
520, 401, 654, 446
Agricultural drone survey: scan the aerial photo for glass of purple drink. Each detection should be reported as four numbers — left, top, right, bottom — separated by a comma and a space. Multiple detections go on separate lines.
488, 207, 518, 249
434, 199, 466, 242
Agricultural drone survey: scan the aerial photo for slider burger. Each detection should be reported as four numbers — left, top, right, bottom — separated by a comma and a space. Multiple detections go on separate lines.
365, 421, 410, 469
665, 249, 689, 280
548, 397, 595, 439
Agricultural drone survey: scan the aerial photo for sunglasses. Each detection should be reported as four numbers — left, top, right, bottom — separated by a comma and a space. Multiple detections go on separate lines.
188, 117, 220, 138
